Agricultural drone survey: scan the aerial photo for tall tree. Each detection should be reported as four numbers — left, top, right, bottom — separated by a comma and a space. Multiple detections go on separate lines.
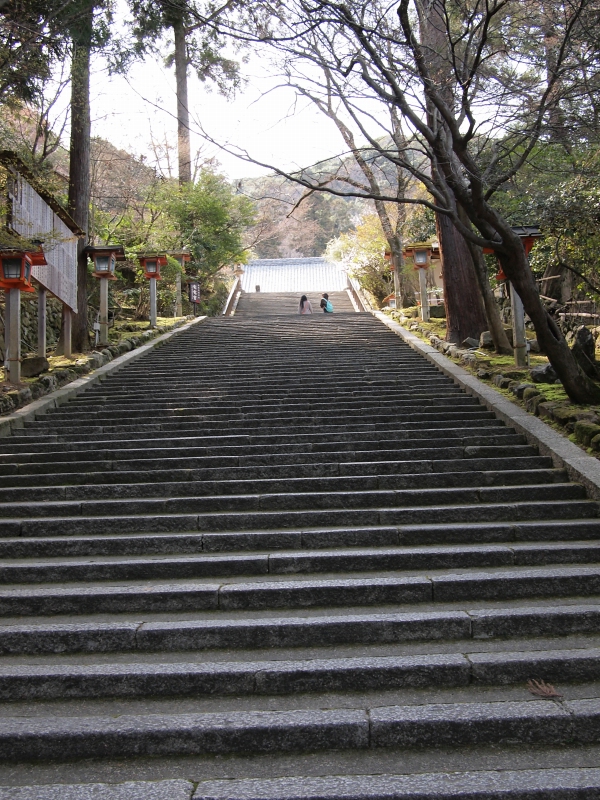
227, 0, 600, 401
127, 1, 240, 185
65, 0, 94, 353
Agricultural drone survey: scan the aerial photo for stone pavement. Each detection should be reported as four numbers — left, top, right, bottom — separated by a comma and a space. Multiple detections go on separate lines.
0, 308, 599, 797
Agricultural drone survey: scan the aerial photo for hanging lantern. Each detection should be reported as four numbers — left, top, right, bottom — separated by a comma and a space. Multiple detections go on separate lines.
0, 251, 36, 292
168, 251, 191, 268
85, 246, 125, 280
413, 249, 430, 267
139, 254, 167, 280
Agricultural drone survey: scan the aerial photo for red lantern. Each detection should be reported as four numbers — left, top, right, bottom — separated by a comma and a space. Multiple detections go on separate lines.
140, 255, 167, 280
85, 246, 125, 280
0, 251, 36, 292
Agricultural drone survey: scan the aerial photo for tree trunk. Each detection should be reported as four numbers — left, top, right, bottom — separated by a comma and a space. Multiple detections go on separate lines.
497, 233, 600, 403
58, 2, 93, 354
173, 17, 191, 185
458, 207, 512, 354
416, 0, 487, 344
436, 209, 487, 343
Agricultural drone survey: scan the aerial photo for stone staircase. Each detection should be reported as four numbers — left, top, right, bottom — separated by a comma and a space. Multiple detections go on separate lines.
234, 290, 357, 316
0, 309, 600, 797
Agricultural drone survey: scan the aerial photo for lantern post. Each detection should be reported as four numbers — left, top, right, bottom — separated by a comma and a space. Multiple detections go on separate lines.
138, 254, 167, 328
0, 249, 39, 383
384, 251, 400, 309
168, 251, 191, 317
85, 246, 125, 346
403, 244, 433, 322
484, 226, 542, 367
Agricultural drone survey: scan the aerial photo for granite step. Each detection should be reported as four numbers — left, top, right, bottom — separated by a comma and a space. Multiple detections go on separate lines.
1, 695, 600, 762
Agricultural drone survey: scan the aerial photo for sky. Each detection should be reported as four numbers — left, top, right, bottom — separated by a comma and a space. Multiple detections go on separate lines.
87, 26, 349, 182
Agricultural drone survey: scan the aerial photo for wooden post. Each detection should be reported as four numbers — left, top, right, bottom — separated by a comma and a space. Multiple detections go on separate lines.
511, 283, 527, 367
418, 267, 430, 323
392, 254, 400, 309
99, 277, 109, 345
4, 290, 10, 377
150, 277, 157, 328
7, 288, 20, 384
63, 305, 72, 358
176, 272, 183, 317
38, 287, 47, 358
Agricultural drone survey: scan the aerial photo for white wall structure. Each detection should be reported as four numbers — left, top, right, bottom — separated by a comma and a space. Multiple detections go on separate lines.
241, 257, 347, 293
8, 172, 78, 311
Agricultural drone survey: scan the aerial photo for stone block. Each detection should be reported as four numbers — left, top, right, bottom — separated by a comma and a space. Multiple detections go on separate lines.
17, 387, 32, 406
36, 374, 57, 393
512, 383, 535, 398
531, 363, 558, 383
529, 338, 540, 353
522, 387, 541, 401
477, 369, 491, 379
574, 420, 600, 448
538, 401, 565, 421
89, 352, 104, 369
526, 394, 546, 415
461, 337, 479, 349
20, 356, 49, 378
479, 330, 494, 349
0, 394, 16, 415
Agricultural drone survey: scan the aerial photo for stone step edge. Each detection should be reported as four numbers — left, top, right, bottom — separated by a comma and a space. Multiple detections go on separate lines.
3, 604, 600, 654
0, 316, 208, 439
0, 780, 193, 800
193, 767, 600, 799
374, 311, 600, 501
0, 647, 598, 701
1, 697, 600, 761
10, 770, 596, 800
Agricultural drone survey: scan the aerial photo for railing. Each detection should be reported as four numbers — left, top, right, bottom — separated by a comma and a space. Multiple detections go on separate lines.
347, 276, 371, 312
222, 277, 241, 316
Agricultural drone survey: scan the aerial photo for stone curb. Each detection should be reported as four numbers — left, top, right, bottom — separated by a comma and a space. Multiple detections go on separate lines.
0, 779, 194, 799
0, 316, 208, 438
373, 311, 600, 501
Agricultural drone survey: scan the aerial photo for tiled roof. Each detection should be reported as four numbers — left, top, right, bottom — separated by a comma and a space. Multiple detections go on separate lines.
241, 257, 348, 293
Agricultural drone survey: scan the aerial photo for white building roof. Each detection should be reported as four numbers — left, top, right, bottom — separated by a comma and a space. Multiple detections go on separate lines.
241, 257, 348, 293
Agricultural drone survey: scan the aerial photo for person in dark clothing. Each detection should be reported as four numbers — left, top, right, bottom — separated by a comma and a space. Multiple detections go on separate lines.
320, 293, 333, 313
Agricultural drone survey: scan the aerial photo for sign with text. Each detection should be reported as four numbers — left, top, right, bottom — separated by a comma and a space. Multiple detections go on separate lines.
188, 281, 201, 303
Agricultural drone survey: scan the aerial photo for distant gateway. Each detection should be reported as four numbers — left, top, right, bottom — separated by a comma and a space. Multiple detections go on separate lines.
241, 257, 348, 293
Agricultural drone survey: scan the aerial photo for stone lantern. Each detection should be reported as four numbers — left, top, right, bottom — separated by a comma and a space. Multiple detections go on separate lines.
85, 245, 126, 346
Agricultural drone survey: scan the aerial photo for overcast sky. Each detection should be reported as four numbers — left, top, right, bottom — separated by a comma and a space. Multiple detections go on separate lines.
87, 24, 348, 182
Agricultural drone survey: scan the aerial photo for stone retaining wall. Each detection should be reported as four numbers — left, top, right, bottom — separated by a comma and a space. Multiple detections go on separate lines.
0, 292, 63, 361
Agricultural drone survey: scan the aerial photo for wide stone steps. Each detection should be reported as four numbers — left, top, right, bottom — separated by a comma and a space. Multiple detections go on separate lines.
0, 517, 595, 559
1, 311, 600, 794
3, 642, 600, 701
4, 602, 600, 656
0, 483, 584, 519
2, 695, 600, 762
190, 768, 600, 800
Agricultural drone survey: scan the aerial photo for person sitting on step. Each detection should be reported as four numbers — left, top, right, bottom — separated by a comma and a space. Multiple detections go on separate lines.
320, 293, 334, 313
298, 295, 313, 314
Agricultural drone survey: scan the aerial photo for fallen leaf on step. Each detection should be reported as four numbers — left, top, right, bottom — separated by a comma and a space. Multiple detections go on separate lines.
527, 679, 563, 698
